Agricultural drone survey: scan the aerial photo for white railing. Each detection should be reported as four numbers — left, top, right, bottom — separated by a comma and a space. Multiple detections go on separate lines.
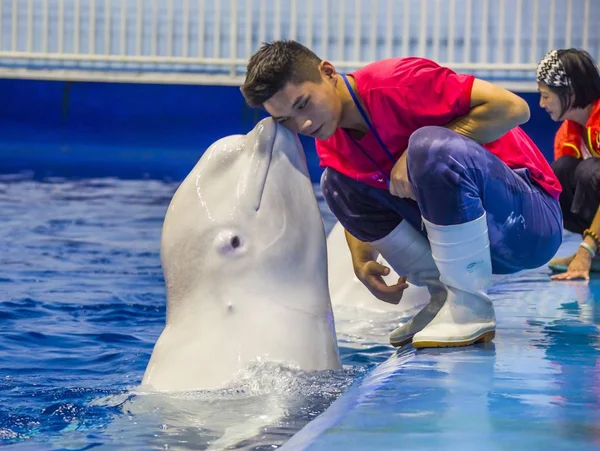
0, 0, 598, 89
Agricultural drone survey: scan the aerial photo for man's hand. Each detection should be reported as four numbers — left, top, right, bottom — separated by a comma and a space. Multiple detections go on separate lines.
344, 229, 409, 304
354, 259, 409, 305
389, 152, 415, 200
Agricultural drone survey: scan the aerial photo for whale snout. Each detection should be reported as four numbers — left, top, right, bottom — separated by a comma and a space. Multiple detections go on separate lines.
255, 117, 301, 157
243, 117, 306, 212
255, 117, 278, 154
256, 116, 278, 135
237, 118, 278, 212
258, 117, 307, 177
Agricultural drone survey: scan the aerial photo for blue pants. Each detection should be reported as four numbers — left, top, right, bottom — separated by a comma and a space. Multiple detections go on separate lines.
321, 126, 563, 274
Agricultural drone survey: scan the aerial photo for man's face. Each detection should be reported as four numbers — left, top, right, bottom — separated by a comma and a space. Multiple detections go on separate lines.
538, 83, 563, 121
263, 66, 342, 140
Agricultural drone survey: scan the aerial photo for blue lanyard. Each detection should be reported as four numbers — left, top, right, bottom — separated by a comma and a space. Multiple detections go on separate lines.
341, 73, 396, 185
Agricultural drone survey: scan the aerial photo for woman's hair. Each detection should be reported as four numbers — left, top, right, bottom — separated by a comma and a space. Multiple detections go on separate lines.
536, 48, 600, 117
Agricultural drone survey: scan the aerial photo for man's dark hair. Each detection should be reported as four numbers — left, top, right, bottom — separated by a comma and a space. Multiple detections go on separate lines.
241, 40, 323, 108
551, 49, 600, 117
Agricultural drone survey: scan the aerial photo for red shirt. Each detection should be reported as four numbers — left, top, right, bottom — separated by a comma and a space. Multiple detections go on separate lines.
553, 98, 600, 160
316, 57, 562, 200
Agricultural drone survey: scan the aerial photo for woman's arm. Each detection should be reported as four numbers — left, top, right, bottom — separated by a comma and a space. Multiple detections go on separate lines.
552, 205, 600, 281
584, 208, 600, 252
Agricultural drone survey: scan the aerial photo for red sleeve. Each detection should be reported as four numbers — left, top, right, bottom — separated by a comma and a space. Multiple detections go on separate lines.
400, 59, 475, 129
554, 121, 581, 159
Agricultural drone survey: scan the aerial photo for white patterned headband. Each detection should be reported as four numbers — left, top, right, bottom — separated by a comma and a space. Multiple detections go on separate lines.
536, 50, 570, 87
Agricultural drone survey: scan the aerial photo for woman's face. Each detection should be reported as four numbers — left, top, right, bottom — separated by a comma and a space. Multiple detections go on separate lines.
538, 82, 564, 121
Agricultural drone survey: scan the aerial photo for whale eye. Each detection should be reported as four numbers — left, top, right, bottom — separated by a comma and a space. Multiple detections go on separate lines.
214, 230, 245, 256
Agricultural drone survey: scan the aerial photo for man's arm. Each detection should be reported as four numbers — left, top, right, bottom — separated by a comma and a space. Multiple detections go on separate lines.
445, 78, 531, 144
345, 229, 380, 272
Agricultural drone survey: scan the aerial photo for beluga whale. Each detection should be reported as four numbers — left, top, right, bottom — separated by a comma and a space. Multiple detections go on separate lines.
142, 117, 342, 392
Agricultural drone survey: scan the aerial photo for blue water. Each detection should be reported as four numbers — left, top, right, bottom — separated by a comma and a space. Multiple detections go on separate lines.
0, 174, 389, 450
0, 176, 171, 447
3, 172, 600, 450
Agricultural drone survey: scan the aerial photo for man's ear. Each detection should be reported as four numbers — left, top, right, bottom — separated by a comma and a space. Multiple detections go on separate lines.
319, 61, 337, 79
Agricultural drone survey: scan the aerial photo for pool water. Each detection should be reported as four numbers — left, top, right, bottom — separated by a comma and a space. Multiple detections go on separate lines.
2, 173, 600, 450
0, 174, 391, 450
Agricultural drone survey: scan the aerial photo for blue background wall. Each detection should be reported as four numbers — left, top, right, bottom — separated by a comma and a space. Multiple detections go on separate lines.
0, 0, 591, 182
0, 78, 560, 182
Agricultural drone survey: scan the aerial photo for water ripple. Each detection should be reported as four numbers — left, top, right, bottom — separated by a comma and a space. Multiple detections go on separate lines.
0, 175, 380, 450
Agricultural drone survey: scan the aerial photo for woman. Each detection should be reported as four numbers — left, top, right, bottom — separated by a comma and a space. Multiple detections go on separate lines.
537, 48, 600, 280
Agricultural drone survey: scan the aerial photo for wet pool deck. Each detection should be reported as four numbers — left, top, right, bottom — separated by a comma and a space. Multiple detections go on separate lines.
284, 231, 600, 451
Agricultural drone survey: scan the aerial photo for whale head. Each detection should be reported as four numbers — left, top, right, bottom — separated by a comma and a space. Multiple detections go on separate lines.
142, 118, 341, 391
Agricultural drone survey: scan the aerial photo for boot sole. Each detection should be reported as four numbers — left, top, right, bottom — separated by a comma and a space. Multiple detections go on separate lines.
412, 330, 495, 349
390, 335, 414, 348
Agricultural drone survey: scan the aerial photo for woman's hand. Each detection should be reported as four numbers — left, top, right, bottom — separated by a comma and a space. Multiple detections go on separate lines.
551, 247, 593, 281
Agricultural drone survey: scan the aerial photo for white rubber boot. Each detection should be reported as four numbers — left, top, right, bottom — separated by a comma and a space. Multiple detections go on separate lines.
370, 220, 448, 347
412, 213, 496, 349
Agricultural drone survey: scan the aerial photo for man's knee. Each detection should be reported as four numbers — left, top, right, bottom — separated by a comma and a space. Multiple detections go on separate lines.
321, 168, 353, 211
406, 126, 471, 186
320, 168, 343, 216
320, 168, 401, 242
